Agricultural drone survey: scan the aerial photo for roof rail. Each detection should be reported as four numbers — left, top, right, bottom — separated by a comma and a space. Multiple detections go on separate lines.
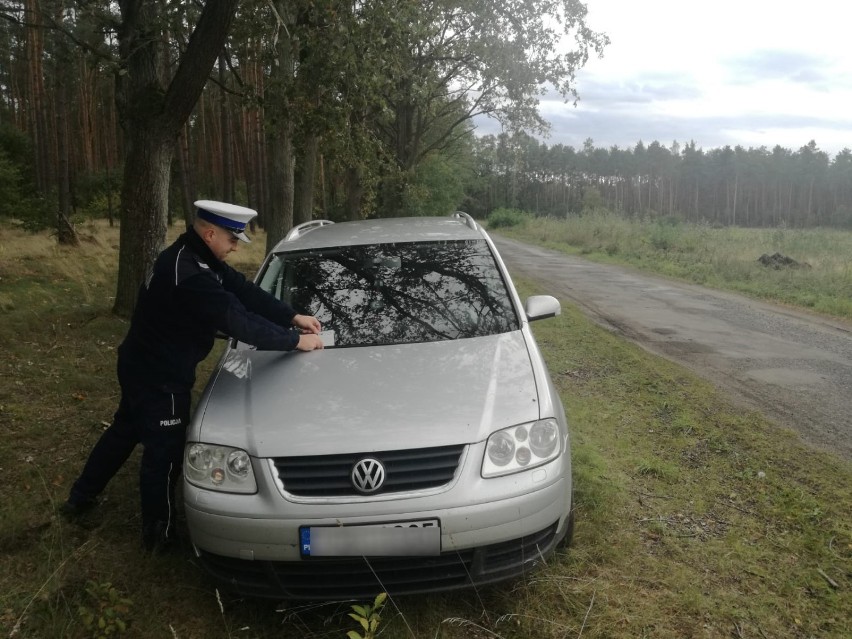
451, 211, 478, 230
284, 219, 334, 241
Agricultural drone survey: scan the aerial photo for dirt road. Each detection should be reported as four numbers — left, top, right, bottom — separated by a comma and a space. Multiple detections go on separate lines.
493, 236, 852, 461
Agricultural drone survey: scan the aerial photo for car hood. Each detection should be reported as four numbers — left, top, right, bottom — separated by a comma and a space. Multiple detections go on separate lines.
193, 332, 541, 457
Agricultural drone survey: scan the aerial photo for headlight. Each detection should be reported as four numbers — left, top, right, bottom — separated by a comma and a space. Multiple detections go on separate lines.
184, 443, 257, 493
482, 419, 562, 478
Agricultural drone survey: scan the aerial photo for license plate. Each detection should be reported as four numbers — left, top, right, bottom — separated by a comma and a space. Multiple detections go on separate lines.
300, 519, 441, 557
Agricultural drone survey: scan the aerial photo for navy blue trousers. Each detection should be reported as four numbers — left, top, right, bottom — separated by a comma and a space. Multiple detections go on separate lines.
69, 376, 190, 534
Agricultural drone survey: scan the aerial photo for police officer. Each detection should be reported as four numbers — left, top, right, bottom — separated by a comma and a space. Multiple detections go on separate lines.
61, 201, 324, 551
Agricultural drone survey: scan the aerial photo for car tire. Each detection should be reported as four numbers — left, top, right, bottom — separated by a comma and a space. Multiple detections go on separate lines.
559, 493, 576, 549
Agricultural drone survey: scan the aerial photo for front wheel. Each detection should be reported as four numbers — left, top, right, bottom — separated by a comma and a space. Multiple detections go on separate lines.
558, 493, 576, 548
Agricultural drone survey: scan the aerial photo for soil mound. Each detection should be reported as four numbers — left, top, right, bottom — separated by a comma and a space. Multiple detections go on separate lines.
757, 252, 810, 269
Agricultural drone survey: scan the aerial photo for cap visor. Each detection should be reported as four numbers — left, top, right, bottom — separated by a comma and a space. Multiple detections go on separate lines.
232, 230, 251, 243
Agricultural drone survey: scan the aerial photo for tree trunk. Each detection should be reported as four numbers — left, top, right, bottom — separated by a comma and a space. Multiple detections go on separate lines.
344, 166, 363, 221
263, 0, 296, 252
807, 178, 814, 221
112, 0, 239, 317
113, 133, 173, 314
25, 0, 52, 194
294, 133, 319, 225
265, 127, 294, 251
218, 51, 234, 202
175, 126, 197, 229
732, 173, 739, 225
249, 103, 265, 218
55, 59, 79, 246
318, 153, 327, 215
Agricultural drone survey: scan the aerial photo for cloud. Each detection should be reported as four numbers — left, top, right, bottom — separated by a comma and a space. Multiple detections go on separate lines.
472, 0, 852, 159
475, 95, 851, 157
724, 50, 833, 88
568, 75, 704, 106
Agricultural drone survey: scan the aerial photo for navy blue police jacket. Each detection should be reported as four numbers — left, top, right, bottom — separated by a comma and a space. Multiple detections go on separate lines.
118, 228, 300, 392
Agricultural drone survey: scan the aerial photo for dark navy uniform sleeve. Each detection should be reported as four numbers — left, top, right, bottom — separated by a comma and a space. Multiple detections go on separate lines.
177, 269, 300, 351
219, 264, 298, 327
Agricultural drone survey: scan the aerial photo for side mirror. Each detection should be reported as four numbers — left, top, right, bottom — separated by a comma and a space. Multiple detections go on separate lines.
524, 295, 561, 321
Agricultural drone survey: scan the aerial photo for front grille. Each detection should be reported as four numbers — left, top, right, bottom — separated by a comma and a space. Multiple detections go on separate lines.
194, 522, 559, 600
272, 444, 465, 497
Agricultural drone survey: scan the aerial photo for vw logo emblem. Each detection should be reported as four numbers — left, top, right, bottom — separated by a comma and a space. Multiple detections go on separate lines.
351, 458, 386, 493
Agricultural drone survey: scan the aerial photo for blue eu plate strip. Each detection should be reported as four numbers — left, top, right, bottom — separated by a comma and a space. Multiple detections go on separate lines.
300, 527, 311, 556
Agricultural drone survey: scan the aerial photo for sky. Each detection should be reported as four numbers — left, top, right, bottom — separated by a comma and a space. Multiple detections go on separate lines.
478, 0, 852, 159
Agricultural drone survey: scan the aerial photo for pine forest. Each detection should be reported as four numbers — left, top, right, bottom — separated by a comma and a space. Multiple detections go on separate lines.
0, 1, 849, 299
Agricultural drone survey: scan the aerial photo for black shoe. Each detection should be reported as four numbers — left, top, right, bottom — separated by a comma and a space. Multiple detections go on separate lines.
142, 520, 178, 554
59, 497, 98, 521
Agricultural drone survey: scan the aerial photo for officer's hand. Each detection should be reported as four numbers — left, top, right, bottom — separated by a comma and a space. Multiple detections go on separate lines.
296, 333, 324, 351
292, 314, 321, 334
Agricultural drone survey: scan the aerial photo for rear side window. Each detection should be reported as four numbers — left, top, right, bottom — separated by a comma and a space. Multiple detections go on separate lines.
258, 240, 519, 346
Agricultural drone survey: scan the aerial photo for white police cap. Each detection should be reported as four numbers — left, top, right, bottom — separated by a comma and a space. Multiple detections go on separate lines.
194, 200, 258, 243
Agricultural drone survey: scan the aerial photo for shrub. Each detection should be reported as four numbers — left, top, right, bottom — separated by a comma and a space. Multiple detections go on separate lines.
647, 218, 682, 251
487, 207, 528, 229
76, 191, 120, 221
582, 186, 604, 212
0, 150, 26, 218
78, 581, 133, 638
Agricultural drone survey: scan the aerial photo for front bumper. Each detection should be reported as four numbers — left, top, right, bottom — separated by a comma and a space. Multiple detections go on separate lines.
183, 458, 572, 598
194, 519, 567, 599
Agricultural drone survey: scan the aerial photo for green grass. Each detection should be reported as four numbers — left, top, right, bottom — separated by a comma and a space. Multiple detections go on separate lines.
499, 211, 852, 320
1, 221, 850, 638
524, 289, 851, 638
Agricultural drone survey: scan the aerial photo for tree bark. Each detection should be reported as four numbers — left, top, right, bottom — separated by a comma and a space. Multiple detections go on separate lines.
344, 166, 363, 221
113, 132, 172, 314
175, 126, 197, 229
263, 0, 296, 252
55, 56, 79, 246
245, 44, 266, 217
218, 51, 235, 202
294, 133, 319, 225
112, 0, 239, 317
25, 0, 52, 194
265, 126, 294, 251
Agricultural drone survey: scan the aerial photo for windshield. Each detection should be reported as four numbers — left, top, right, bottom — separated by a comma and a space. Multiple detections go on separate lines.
258, 239, 519, 347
